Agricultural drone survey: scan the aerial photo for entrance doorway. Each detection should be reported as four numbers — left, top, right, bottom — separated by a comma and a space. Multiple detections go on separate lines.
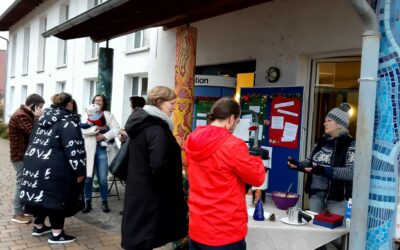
303, 57, 361, 209
309, 57, 360, 145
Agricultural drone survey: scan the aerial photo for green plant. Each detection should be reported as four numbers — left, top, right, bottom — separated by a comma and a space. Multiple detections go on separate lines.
0, 119, 9, 139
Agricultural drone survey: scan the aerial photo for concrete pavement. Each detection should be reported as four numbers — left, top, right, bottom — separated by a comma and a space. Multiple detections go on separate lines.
0, 137, 173, 250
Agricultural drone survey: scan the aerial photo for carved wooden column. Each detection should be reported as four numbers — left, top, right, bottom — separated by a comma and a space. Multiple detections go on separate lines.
173, 26, 197, 149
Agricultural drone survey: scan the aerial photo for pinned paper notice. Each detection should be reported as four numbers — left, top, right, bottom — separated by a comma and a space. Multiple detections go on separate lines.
196, 119, 207, 127
271, 116, 284, 129
233, 119, 251, 141
277, 109, 298, 117
197, 113, 207, 118
282, 122, 298, 142
274, 101, 294, 109
242, 114, 253, 120
249, 106, 261, 113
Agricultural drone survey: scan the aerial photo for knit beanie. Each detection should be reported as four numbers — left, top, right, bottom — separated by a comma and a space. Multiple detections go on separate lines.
326, 103, 351, 128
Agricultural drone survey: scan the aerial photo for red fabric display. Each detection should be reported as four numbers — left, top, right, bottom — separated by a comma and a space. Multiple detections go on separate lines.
313, 211, 344, 229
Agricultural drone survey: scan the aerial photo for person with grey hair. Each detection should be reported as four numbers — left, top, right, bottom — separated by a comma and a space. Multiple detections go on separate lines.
287, 103, 355, 217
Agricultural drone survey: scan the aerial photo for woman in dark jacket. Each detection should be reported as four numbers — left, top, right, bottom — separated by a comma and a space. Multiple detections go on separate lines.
20, 93, 86, 244
288, 103, 355, 215
121, 86, 188, 250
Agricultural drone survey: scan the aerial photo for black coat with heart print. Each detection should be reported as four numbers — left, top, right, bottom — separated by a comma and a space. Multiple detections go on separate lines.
20, 105, 86, 216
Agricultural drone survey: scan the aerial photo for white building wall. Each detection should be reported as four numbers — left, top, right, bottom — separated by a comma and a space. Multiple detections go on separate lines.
4, 0, 156, 127
4, 0, 363, 127
192, 0, 362, 86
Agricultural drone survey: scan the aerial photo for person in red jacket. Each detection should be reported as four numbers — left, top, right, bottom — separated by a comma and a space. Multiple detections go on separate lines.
185, 97, 265, 250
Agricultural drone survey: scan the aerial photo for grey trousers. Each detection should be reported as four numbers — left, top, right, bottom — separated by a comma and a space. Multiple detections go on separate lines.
12, 161, 24, 215
310, 191, 346, 249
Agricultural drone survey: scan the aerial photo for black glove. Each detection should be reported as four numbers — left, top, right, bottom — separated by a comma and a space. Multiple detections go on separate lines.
287, 158, 299, 169
311, 165, 325, 175
311, 165, 334, 178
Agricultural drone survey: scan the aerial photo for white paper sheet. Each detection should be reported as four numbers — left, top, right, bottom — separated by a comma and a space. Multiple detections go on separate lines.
282, 122, 298, 141
274, 101, 294, 109
258, 125, 263, 140
271, 116, 284, 129
242, 114, 253, 120
197, 113, 207, 118
196, 119, 207, 127
233, 119, 251, 141
277, 109, 298, 117
249, 106, 261, 113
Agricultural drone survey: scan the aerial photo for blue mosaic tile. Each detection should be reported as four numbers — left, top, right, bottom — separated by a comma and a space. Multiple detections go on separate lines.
366, 1, 399, 248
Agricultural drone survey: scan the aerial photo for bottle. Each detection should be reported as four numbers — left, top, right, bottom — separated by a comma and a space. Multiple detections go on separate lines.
345, 198, 352, 228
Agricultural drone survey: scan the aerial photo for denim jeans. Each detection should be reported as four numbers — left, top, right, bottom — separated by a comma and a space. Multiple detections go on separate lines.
190, 240, 246, 250
12, 161, 24, 215
84, 146, 109, 202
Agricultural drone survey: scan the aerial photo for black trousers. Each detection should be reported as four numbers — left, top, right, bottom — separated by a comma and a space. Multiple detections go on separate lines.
189, 239, 246, 250
29, 206, 65, 229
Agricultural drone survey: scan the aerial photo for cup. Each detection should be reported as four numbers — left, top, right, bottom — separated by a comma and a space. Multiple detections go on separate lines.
288, 207, 302, 223
246, 194, 254, 207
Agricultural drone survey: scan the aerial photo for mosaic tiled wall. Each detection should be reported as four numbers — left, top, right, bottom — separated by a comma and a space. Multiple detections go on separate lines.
367, 0, 399, 249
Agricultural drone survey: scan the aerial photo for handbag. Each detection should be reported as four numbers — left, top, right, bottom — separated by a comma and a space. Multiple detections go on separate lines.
109, 137, 130, 181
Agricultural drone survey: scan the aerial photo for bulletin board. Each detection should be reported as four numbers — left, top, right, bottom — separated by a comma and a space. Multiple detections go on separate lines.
241, 94, 268, 144
193, 96, 219, 129
241, 87, 304, 194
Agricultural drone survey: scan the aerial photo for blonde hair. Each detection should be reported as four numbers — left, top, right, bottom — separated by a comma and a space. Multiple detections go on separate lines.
146, 86, 177, 107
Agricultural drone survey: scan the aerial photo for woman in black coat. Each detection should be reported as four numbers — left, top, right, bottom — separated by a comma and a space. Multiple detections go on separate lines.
121, 86, 188, 250
20, 93, 86, 244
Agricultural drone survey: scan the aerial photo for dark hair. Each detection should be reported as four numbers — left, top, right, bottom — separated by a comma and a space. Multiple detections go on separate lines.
207, 97, 241, 122
92, 94, 108, 111
130, 96, 146, 109
72, 99, 79, 114
25, 94, 45, 106
51, 92, 73, 108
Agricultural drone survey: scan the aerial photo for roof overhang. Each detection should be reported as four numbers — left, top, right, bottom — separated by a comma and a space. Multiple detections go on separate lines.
43, 0, 272, 43
0, 0, 45, 31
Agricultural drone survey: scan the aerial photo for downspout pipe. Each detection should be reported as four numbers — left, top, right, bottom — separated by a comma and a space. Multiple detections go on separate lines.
348, 0, 380, 249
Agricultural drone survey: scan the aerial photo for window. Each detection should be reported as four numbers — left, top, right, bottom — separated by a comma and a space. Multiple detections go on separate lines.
85, 38, 99, 60
37, 18, 47, 71
131, 76, 148, 97
56, 81, 65, 93
9, 86, 15, 112
87, 0, 105, 8
36, 83, 44, 96
126, 30, 150, 52
10, 34, 17, 77
22, 27, 30, 75
88, 80, 96, 106
57, 4, 69, 66
21, 85, 27, 103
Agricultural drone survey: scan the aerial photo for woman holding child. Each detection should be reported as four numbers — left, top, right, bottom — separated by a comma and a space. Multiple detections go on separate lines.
81, 94, 120, 213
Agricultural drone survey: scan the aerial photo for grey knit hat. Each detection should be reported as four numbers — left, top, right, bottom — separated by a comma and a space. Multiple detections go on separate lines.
326, 103, 351, 128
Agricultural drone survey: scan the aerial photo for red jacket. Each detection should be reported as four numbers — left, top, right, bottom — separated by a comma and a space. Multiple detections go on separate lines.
184, 125, 265, 246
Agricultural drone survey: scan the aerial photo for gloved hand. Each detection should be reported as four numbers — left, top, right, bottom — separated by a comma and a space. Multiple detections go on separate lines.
311, 164, 334, 178
287, 157, 299, 169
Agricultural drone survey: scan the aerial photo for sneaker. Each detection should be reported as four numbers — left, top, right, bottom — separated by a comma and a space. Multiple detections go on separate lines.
48, 231, 76, 244
32, 225, 52, 236
11, 214, 32, 224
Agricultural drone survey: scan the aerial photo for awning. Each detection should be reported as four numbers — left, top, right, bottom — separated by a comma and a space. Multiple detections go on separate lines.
0, 0, 45, 31
43, 0, 272, 42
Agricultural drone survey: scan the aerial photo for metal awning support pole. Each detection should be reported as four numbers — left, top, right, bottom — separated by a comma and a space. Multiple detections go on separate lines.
348, 0, 380, 249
